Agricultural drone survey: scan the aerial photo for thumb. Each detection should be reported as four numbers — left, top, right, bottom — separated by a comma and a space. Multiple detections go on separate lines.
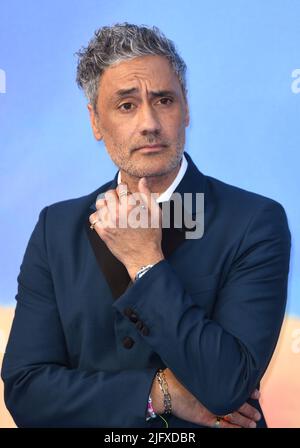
138, 177, 149, 193
138, 177, 158, 210
138, 177, 150, 208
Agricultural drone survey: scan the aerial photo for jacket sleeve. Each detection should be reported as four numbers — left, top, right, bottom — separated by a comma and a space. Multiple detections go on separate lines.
112, 200, 291, 416
1, 207, 158, 428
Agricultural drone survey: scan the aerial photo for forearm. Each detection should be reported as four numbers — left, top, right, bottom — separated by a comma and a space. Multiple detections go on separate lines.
114, 245, 289, 417
2, 361, 158, 427
114, 261, 254, 414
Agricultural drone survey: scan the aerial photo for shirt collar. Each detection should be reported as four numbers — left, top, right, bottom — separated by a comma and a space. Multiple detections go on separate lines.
117, 153, 188, 203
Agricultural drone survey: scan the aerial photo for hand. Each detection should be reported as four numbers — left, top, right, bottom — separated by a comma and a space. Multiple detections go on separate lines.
89, 178, 164, 280
151, 368, 261, 428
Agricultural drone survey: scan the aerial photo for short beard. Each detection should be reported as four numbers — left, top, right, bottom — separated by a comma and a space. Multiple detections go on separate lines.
110, 144, 184, 179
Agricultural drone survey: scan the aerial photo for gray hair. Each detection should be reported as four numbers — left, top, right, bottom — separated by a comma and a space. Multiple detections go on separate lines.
75, 22, 187, 110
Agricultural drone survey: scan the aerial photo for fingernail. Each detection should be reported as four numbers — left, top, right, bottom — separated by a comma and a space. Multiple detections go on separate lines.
255, 412, 261, 421
254, 390, 260, 399
249, 421, 257, 428
96, 193, 105, 201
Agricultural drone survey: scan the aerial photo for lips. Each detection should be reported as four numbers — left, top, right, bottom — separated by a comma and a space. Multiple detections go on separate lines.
135, 144, 167, 153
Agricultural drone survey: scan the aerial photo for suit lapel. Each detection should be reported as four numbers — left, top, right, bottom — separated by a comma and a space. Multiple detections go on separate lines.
85, 152, 205, 300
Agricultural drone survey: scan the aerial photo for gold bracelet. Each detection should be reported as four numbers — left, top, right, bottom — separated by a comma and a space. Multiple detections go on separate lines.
156, 369, 172, 414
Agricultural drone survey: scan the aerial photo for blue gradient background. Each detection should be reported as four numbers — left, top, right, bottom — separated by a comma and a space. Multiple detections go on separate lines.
0, 1, 299, 317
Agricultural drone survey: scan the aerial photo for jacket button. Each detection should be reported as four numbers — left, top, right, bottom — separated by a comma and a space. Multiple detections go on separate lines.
123, 307, 134, 318
135, 320, 144, 331
122, 336, 135, 349
129, 312, 139, 323
141, 325, 150, 336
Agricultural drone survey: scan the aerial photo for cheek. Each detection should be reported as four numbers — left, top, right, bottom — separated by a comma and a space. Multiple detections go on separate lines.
166, 105, 186, 124
101, 120, 122, 144
164, 112, 186, 137
107, 115, 134, 137
102, 125, 132, 153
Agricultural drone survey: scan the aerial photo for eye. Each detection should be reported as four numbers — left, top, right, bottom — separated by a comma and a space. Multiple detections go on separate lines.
118, 102, 135, 112
158, 97, 173, 105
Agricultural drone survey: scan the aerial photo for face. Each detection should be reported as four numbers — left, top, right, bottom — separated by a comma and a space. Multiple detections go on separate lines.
88, 55, 189, 178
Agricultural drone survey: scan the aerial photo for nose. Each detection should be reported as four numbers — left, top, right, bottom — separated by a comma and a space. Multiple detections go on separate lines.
138, 103, 161, 136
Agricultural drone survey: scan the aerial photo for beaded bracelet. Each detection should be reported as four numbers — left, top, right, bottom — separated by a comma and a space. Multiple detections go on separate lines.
156, 369, 172, 414
146, 393, 169, 428
146, 394, 157, 421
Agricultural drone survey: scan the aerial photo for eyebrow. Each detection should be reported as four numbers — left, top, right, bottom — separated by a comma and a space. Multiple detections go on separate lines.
113, 87, 177, 100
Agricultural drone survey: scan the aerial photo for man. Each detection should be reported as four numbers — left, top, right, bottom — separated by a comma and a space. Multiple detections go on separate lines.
2, 23, 291, 428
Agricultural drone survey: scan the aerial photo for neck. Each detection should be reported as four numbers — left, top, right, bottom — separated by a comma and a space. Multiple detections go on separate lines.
119, 159, 182, 197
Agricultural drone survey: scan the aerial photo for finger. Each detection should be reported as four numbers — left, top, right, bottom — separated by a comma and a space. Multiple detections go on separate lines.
95, 199, 107, 212
224, 411, 257, 428
104, 189, 119, 224
95, 193, 107, 210
116, 183, 130, 205
220, 421, 241, 429
211, 418, 240, 429
238, 402, 261, 422
90, 202, 110, 227
89, 211, 99, 224
89, 211, 102, 230
251, 389, 261, 400
138, 177, 158, 210
138, 177, 162, 228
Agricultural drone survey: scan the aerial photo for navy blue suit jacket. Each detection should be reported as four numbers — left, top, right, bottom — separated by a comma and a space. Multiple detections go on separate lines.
2, 152, 291, 427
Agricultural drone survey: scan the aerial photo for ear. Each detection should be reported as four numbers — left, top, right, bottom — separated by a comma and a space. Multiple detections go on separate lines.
87, 103, 103, 141
184, 100, 190, 127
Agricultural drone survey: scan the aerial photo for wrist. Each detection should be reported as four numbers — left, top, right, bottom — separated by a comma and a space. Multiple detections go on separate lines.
127, 252, 165, 281
156, 368, 172, 414
150, 370, 165, 415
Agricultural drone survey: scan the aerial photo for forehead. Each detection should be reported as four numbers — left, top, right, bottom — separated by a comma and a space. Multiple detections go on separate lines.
99, 55, 181, 96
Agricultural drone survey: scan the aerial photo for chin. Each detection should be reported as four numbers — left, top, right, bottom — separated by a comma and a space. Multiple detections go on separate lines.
123, 150, 181, 177
137, 162, 176, 178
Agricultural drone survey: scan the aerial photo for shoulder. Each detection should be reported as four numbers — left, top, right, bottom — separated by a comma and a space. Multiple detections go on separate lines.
203, 174, 290, 241
205, 174, 287, 216
32, 180, 114, 242
45, 180, 112, 220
